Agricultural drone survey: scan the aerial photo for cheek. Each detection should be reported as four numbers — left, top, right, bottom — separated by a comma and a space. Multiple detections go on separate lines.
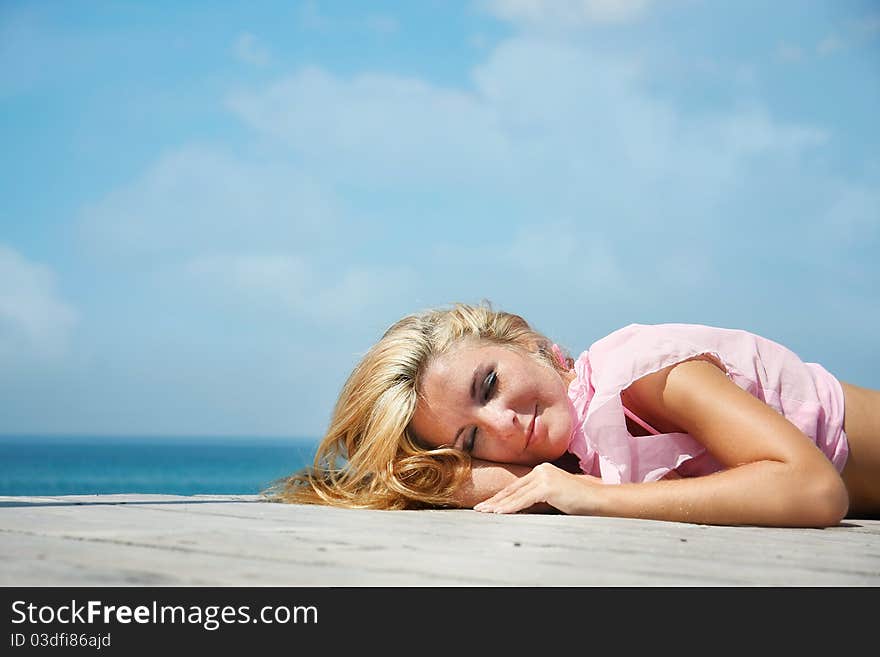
550, 390, 573, 435
548, 403, 568, 433
544, 376, 569, 407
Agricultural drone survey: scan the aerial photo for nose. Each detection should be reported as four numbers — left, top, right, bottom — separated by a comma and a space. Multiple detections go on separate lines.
480, 403, 520, 441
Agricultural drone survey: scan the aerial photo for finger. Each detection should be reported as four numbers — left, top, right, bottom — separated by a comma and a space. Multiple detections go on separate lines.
477, 480, 545, 514
473, 474, 534, 511
487, 485, 545, 514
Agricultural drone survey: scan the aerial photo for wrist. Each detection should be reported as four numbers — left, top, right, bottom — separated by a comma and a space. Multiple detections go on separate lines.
561, 472, 607, 515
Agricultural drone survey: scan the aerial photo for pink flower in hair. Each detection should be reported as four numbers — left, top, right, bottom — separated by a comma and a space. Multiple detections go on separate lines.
551, 343, 568, 369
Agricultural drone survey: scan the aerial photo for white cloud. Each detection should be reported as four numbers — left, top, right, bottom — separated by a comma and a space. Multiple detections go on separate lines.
83, 34, 846, 341
818, 181, 880, 247
185, 253, 313, 305
817, 35, 844, 56
227, 38, 826, 203
221, 36, 837, 303
472, 38, 825, 204
297, 0, 331, 31
789, 14, 880, 60
311, 265, 416, 321
182, 253, 417, 322
79, 145, 339, 259
295, 3, 399, 36
226, 67, 514, 188
429, 219, 628, 307
777, 42, 804, 62
364, 15, 399, 35
0, 244, 78, 359
709, 103, 827, 157
78, 143, 420, 326
233, 32, 271, 67
856, 15, 880, 37
482, 0, 653, 27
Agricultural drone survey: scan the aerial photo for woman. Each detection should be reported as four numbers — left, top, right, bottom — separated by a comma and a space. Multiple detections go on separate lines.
267, 302, 880, 527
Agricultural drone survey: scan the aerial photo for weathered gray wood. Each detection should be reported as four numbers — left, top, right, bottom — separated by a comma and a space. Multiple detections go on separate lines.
1, 494, 878, 585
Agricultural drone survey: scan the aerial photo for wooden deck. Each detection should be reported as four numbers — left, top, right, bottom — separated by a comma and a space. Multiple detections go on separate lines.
1, 494, 878, 586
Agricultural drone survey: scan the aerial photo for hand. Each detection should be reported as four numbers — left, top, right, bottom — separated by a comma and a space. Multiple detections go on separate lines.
473, 462, 603, 515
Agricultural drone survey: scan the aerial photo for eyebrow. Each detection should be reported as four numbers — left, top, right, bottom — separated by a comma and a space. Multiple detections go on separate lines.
452, 365, 480, 448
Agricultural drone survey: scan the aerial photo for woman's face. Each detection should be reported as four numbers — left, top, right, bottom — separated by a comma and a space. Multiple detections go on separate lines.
410, 341, 575, 466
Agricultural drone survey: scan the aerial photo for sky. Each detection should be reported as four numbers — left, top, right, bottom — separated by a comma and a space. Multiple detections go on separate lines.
1, 0, 878, 439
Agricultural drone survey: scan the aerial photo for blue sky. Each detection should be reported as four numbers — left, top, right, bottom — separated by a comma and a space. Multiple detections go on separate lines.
1, 0, 878, 438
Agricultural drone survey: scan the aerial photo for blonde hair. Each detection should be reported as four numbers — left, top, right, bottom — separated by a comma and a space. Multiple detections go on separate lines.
264, 301, 572, 510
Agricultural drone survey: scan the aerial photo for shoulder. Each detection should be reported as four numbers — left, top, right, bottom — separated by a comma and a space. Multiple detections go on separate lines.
628, 357, 729, 406
623, 357, 731, 434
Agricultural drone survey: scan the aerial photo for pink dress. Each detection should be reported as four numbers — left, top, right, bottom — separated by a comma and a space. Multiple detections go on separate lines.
564, 323, 849, 484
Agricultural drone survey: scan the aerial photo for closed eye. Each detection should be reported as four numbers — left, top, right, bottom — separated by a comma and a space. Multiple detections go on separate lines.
467, 369, 499, 453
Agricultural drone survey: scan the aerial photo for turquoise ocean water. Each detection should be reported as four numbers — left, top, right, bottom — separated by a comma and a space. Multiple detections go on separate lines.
0, 436, 319, 496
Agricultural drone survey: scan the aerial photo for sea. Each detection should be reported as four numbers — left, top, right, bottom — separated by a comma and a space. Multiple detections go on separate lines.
0, 435, 319, 497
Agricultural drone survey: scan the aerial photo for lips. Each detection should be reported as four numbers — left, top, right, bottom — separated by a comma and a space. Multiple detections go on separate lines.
524, 405, 537, 449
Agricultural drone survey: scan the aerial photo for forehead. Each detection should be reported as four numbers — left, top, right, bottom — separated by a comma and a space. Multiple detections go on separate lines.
422, 342, 517, 388
420, 344, 480, 396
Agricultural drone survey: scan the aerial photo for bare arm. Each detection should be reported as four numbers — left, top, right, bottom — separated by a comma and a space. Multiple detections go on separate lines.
475, 360, 850, 527
455, 459, 566, 513
453, 460, 529, 508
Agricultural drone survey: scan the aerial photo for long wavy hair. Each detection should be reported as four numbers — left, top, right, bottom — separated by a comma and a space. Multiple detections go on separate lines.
264, 301, 572, 510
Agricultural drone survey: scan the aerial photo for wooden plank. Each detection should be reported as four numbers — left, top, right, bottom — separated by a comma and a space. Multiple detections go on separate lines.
1, 495, 878, 586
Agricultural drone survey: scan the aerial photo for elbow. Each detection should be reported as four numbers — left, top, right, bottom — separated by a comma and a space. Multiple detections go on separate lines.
802, 473, 849, 528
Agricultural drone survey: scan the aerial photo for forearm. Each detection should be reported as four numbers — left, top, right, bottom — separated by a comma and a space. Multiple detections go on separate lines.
592, 460, 848, 527
456, 460, 553, 512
